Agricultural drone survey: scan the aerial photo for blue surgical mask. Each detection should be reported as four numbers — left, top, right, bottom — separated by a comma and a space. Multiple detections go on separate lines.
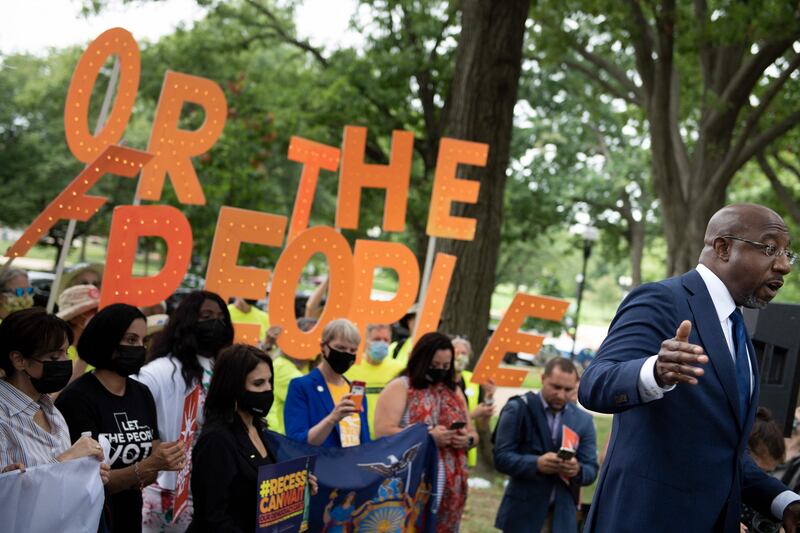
368, 340, 390, 363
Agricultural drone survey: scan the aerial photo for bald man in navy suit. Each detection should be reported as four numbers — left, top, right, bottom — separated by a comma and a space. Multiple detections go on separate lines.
580, 204, 800, 532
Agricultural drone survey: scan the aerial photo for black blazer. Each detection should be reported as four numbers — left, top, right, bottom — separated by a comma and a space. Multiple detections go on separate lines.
188, 417, 274, 532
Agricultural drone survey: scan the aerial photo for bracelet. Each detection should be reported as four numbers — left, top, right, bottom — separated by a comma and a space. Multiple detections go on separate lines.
133, 462, 145, 490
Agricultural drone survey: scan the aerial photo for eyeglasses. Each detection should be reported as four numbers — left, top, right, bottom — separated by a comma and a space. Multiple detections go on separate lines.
723, 235, 798, 265
2, 287, 34, 297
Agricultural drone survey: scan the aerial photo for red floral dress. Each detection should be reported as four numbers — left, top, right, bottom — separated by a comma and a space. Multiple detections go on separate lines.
403, 378, 469, 533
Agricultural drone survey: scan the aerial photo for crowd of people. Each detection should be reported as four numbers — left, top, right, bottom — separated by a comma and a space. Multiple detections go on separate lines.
3, 203, 800, 532
0, 267, 506, 532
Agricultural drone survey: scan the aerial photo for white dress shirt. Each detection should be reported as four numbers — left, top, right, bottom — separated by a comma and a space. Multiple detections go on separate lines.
636, 264, 799, 518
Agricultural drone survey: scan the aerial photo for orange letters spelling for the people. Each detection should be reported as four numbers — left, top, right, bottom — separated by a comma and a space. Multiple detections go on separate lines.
5, 27, 572, 375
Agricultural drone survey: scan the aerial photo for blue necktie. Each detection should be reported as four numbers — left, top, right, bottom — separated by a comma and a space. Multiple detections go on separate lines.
729, 309, 751, 421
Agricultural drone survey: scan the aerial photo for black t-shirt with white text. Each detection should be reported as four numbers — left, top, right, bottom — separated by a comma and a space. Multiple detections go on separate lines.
56, 373, 159, 533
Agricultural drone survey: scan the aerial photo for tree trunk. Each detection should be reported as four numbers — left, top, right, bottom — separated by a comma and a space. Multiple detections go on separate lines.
437, 0, 530, 359
629, 220, 645, 287
655, 159, 727, 276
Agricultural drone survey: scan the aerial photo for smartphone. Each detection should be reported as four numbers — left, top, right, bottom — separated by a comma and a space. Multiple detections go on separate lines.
350, 381, 366, 411
449, 421, 466, 430
557, 447, 576, 461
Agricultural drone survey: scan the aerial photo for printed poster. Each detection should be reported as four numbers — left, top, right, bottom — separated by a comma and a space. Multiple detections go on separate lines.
256, 455, 316, 532
172, 384, 201, 523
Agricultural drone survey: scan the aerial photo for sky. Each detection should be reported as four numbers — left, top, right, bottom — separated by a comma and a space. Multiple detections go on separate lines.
0, 0, 358, 55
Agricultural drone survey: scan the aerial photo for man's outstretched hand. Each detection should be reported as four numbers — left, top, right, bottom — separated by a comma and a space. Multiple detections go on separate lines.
654, 320, 709, 387
783, 501, 800, 533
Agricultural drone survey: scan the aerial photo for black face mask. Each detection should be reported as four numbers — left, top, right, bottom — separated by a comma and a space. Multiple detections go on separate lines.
425, 368, 449, 385
243, 299, 259, 307
325, 345, 356, 375
110, 345, 146, 377
194, 319, 229, 356
27, 359, 73, 394
239, 390, 274, 417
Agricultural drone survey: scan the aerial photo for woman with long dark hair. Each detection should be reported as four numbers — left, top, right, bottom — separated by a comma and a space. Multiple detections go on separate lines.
189, 344, 317, 531
56, 304, 185, 532
134, 290, 234, 532
373, 332, 477, 533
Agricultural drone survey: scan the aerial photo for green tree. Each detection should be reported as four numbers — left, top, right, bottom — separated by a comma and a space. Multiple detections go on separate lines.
0, 49, 138, 265
533, 1, 800, 275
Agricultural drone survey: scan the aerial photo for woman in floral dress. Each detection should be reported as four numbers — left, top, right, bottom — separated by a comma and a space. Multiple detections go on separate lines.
373, 332, 479, 532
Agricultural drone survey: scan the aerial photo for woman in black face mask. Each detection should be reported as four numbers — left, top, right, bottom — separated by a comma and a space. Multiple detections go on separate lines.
284, 318, 372, 448
0, 308, 108, 479
189, 344, 317, 532
56, 304, 185, 532
132, 290, 234, 531
373, 332, 478, 533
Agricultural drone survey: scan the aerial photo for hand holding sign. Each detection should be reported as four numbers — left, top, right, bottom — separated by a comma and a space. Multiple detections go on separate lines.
149, 441, 185, 472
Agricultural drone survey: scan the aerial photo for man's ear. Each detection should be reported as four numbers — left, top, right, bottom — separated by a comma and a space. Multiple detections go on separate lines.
713, 236, 731, 261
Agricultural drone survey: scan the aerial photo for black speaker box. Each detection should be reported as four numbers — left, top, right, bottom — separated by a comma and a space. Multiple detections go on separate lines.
744, 303, 800, 437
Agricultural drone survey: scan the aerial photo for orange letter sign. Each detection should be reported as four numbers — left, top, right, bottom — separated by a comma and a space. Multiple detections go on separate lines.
413, 253, 457, 344
336, 126, 413, 232
100, 205, 192, 308
64, 28, 140, 162
137, 71, 227, 205
5, 146, 152, 259
350, 240, 420, 360
205, 207, 287, 303
427, 138, 489, 240
287, 137, 340, 242
471, 294, 569, 386
269, 227, 354, 360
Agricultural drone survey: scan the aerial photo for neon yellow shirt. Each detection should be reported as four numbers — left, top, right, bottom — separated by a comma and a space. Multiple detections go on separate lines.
227, 304, 270, 342
388, 338, 413, 368
461, 370, 480, 467
266, 356, 304, 435
67, 345, 94, 373
345, 357, 404, 439
327, 379, 361, 447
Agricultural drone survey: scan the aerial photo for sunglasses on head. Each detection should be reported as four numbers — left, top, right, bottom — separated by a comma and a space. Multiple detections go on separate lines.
3, 287, 34, 297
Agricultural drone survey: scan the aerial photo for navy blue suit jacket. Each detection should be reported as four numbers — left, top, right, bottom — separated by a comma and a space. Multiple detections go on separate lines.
284, 367, 371, 448
494, 391, 598, 533
579, 270, 786, 532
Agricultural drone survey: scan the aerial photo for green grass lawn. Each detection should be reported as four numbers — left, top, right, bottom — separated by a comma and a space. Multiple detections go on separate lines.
1, 238, 164, 277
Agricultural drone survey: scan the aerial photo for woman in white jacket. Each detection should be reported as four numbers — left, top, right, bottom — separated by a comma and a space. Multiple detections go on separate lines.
135, 290, 234, 532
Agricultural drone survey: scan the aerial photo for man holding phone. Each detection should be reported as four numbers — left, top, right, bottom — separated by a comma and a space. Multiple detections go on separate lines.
494, 358, 598, 533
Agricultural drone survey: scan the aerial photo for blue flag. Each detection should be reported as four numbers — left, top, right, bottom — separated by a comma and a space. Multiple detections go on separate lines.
264, 423, 439, 533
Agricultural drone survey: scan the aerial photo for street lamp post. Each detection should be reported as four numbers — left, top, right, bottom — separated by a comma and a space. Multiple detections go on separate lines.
571, 225, 599, 358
